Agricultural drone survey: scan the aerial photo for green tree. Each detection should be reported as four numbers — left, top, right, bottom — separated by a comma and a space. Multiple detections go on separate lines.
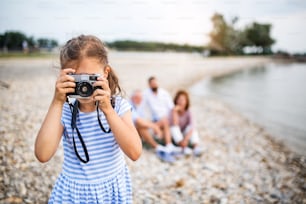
0, 31, 59, 52
1, 31, 28, 50
37, 38, 58, 48
244, 22, 275, 54
0, 34, 4, 48
209, 13, 245, 55
26, 36, 36, 47
107, 40, 203, 52
209, 13, 228, 53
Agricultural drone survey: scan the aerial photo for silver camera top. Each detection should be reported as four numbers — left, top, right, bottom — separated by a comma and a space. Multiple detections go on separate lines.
67, 73, 101, 98
69, 73, 101, 82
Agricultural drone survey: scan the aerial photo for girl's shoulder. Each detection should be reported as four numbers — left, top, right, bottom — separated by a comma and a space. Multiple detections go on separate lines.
113, 96, 131, 115
113, 95, 128, 105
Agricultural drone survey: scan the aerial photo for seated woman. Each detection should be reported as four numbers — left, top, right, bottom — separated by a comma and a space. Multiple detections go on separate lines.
169, 90, 202, 156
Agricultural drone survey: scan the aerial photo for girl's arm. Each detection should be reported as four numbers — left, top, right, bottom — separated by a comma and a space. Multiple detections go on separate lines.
93, 77, 142, 161
105, 109, 142, 161
35, 68, 76, 163
34, 101, 64, 163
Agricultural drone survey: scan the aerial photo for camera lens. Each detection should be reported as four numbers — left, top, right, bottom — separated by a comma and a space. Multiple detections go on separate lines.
76, 82, 94, 97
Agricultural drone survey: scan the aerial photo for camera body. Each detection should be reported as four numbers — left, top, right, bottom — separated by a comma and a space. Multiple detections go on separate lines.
67, 74, 101, 98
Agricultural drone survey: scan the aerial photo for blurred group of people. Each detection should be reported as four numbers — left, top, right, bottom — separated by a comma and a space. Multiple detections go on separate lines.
130, 76, 202, 163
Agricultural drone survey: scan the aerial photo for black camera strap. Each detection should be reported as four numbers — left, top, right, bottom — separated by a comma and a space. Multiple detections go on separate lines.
70, 100, 90, 163
97, 108, 111, 133
96, 101, 114, 133
68, 98, 115, 163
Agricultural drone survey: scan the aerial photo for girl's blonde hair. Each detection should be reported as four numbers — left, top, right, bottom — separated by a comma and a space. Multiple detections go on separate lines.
60, 35, 122, 96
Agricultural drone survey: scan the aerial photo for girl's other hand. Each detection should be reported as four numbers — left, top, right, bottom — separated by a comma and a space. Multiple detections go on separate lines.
54, 68, 76, 104
93, 76, 112, 113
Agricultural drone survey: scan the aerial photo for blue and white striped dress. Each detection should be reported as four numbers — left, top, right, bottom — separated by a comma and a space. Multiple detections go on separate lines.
49, 97, 133, 204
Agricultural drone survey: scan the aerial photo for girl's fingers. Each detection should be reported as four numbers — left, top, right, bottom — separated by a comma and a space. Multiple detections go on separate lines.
89, 77, 112, 105
59, 74, 75, 83
58, 68, 75, 82
93, 89, 112, 105
94, 88, 110, 95
93, 89, 110, 100
56, 70, 75, 93
94, 77, 110, 91
58, 81, 76, 88
93, 96, 112, 105
56, 86, 74, 93
54, 69, 76, 102
93, 96, 104, 101
63, 88, 75, 94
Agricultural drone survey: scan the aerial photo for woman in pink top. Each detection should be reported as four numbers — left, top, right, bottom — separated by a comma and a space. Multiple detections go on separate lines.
170, 90, 202, 156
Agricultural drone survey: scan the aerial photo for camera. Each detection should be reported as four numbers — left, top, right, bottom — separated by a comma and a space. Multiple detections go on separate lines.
67, 74, 101, 98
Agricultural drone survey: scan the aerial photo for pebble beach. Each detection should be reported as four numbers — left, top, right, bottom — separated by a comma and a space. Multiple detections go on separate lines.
0, 52, 305, 203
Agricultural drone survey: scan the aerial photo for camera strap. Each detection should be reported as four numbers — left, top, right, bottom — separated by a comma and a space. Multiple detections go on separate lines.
68, 97, 115, 163
95, 99, 115, 133
70, 100, 90, 163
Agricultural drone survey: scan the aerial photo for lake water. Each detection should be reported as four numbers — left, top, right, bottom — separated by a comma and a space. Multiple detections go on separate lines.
190, 62, 306, 156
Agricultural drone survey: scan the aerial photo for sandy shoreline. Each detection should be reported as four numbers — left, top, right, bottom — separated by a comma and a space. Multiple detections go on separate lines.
0, 53, 305, 203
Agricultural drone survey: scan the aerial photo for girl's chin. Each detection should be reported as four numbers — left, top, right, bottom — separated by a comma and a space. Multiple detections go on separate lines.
77, 97, 94, 104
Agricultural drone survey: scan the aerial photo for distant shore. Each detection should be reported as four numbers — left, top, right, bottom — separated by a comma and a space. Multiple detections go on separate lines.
0, 53, 304, 203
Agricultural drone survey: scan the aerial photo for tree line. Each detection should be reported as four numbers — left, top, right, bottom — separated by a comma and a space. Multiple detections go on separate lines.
107, 13, 275, 55
0, 12, 276, 55
106, 40, 204, 53
0, 31, 58, 52
107, 13, 276, 55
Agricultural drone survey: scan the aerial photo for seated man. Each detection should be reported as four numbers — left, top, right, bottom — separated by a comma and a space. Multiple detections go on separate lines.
142, 76, 180, 154
130, 89, 175, 163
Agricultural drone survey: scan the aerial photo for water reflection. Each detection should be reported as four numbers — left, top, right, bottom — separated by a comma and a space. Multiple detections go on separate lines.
191, 63, 306, 156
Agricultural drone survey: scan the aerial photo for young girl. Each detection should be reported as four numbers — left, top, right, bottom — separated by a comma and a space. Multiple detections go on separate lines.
35, 35, 142, 203
169, 90, 202, 156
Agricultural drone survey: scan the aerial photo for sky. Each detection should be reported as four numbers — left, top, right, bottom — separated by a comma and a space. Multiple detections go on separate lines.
1, 0, 306, 53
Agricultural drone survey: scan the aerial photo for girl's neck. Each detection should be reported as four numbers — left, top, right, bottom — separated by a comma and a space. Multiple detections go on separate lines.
78, 101, 96, 113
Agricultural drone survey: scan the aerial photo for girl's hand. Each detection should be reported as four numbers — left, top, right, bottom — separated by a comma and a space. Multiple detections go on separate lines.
54, 68, 76, 104
93, 76, 112, 113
